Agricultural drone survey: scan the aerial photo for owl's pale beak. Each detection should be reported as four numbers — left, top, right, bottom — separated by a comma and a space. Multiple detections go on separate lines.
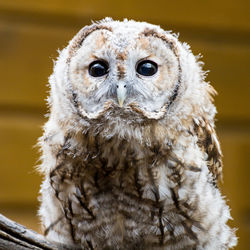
116, 83, 127, 107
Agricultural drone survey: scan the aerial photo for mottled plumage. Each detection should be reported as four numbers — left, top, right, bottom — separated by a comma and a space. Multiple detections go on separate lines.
38, 18, 237, 249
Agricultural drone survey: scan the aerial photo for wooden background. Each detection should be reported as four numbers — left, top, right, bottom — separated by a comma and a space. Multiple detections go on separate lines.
0, 1, 249, 249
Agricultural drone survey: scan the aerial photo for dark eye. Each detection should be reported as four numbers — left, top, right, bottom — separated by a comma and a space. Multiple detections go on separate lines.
89, 60, 109, 77
136, 60, 158, 76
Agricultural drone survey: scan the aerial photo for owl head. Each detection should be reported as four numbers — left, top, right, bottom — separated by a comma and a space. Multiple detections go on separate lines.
49, 18, 216, 132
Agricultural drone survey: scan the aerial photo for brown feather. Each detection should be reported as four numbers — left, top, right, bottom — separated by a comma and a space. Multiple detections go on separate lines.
194, 118, 223, 183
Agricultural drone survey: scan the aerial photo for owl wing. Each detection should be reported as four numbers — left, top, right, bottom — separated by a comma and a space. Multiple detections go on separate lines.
193, 118, 223, 184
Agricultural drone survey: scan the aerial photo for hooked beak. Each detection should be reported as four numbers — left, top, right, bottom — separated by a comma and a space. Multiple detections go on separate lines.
116, 83, 127, 107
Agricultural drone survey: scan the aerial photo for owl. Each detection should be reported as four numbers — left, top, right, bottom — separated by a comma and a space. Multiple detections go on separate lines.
38, 18, 237, 249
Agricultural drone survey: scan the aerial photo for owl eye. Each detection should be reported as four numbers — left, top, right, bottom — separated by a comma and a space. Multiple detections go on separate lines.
89, 60, 109, 77
136, 60, 158, 76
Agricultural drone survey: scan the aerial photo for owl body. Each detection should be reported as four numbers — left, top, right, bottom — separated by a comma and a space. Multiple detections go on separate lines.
38, 18, 237, 249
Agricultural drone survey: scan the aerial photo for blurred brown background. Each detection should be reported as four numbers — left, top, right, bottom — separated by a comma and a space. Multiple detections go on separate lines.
0, 0, 249, 249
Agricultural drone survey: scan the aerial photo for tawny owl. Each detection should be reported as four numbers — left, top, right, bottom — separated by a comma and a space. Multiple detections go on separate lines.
38, 18, 237, 249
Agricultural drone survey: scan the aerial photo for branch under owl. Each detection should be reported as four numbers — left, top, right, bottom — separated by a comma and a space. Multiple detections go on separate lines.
0, 213, 71, 250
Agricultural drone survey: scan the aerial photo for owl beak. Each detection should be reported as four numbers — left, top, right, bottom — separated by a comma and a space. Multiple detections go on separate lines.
116, 83, 127, 107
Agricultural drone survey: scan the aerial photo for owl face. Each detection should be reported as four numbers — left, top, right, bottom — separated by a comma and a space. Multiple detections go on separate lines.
51, 19, 213, 126
66, 21, 181, 120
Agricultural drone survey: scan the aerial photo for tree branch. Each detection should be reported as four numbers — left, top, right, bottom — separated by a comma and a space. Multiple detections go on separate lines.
0, 213, 69, 250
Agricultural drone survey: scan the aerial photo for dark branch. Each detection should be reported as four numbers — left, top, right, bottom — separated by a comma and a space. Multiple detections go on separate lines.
0, 213, 73, 250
